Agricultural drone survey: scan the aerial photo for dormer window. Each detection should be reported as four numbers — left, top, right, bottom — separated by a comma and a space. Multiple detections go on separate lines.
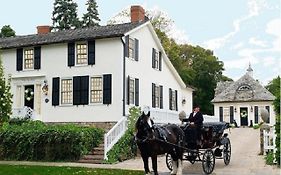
24, 48, 34, 69
238, 85, 251, 91
76, 43, 88, 65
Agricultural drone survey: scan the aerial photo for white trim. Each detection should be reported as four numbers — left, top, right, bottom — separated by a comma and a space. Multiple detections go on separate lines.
124, 21, 150, 36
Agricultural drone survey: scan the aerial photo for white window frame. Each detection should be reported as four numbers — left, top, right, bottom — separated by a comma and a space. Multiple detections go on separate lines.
154, 84, 161, 108
23, 48, 34, 70
60, 78, 73, 105
171, 90, 176, 110
90, 76, 103, 104
75, 42, 88, 65
153, 49, 160, 71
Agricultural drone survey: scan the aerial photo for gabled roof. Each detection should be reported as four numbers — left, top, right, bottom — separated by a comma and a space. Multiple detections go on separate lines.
212, 73, 275, 103
0, 21, 147, 49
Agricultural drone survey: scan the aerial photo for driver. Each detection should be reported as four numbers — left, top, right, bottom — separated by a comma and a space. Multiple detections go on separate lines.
183, 105, 203, 148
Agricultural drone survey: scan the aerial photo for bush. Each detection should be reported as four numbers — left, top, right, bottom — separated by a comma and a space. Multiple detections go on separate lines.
106, 107, 140, 163
8, 117, 31, 125
0, 121, 103, 161
265, 151, 275, 165
275, 115, 280, 166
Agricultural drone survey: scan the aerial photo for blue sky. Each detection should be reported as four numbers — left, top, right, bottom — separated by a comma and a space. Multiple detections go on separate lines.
0, 0, 280, 85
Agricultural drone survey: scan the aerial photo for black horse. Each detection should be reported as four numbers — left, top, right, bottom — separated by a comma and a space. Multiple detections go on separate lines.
135, 112, 185, 175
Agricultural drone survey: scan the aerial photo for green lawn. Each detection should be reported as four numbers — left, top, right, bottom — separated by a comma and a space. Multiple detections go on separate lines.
0, 164, 143, 175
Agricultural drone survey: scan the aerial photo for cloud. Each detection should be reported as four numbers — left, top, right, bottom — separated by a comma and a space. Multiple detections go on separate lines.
248, 37, 267, 47
265, 18, 281, 51
231, 42, 244, 50
203, 0, 268, 50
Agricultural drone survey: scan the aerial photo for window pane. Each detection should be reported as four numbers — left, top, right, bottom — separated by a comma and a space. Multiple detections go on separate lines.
129, 79, 135, 104
129, 38, 135, 58
76, 43, 88, 65
61, 79, 73, 104
90, 77, 103, 103
24, 49, 34, 69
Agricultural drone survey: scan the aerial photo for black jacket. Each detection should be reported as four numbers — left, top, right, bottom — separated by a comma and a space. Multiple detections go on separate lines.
183, 112, 204, 127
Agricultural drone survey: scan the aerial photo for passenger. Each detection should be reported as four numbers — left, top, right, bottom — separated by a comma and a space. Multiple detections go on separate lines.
183, 105, 204, 148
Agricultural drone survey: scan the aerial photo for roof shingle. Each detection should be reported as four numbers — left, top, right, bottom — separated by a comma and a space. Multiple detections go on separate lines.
0, 21, 147, 49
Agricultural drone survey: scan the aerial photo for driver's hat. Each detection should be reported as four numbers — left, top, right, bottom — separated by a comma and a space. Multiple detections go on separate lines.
142, 106, 150, 116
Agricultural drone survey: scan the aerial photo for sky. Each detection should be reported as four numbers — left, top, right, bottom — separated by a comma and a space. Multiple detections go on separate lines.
0, 0, 280, 85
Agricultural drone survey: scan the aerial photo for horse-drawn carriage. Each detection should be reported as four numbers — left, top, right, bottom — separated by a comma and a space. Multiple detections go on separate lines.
165, 122, 231, 174
135, 109, 231, 175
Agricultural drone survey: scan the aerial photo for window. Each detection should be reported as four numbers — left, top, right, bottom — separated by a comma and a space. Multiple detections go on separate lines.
169, 88, 177, 111
155, 86, 160, 108
129, 38, 135, 59
238, 85, 251, 91
223, 107, 230, 122
129, 78, 135, 104
90, 77, 103, 103
76, 43, 87, 65
24, 49, 34, 69
152, 48, 162, 70
61, 79, 73, 104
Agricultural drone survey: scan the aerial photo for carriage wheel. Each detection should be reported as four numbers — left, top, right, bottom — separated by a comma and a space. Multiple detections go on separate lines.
202, 149, 215, 174
166, 153, 173, 171
223, 138, 231, 165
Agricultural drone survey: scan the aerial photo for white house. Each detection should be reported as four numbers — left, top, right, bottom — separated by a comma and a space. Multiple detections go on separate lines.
212, 64, 276, 126
0, 6, 193, 127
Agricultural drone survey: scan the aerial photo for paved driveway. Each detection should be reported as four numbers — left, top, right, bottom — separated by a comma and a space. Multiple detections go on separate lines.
115, 128, 279, 175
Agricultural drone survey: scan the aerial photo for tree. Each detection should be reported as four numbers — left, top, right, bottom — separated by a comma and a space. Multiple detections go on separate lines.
51, 0, 81, 31
0, 56, 13, 124
0, 25, 16, 38
82, 0, 100, 27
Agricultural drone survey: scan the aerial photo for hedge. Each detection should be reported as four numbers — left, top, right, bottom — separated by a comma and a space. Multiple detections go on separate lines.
0, 120, 103, 161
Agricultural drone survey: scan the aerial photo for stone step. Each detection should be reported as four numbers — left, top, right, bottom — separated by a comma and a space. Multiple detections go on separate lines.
81, 154, 104, 160
92, 150, 104, 155
78, 159, 103, 164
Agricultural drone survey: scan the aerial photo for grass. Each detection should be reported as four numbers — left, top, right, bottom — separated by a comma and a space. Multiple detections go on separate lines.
0, 164, 143, 175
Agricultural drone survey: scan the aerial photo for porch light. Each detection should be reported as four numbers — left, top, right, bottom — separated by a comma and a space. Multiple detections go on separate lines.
250, 106, 253, 112
42, 80, 48, 96
182, 98, 186, 104
234, 107, 237, 113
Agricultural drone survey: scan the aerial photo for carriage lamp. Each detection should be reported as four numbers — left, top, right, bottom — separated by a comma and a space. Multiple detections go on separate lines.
250, 106, 253, 112
234, 108, 237, 113
182, 98, 186, 104
42, 80, 49, 96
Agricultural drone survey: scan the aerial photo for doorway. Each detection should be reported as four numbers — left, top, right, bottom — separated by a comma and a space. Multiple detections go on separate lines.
240, 107, 248, 126
24, 85, 34, 109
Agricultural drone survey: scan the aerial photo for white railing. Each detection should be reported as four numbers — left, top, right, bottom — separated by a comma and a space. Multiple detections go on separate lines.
104, 117, 128, 160
12, 106, 35, 119
263, 127, 277, 156
150, 109, 180, 124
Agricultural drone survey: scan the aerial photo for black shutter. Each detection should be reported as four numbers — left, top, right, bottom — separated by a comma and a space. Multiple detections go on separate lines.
230, 106, 234, 123
135, 39, 139, 61
127, 76, 130, 105
73, 76, 81, 105
68, 43, 75, 67
169, 88, 172, 110
265, 106, 270, 123
34, 46, 41, 69
152, 83, 156, 108
152, 48, 156, 68
254, 106, 259, 124
52, 77, 60, 106
175, 90, 178, 111
125, 35, 129, 58
159, 51, 162, 71
88, 40, 95, 65
16, 48, 23, 71
135, 78, 139, 106
160, 85, 163, 109
219, 107, 223, 122
80, 76, 89, 105
103, 74, 112, 104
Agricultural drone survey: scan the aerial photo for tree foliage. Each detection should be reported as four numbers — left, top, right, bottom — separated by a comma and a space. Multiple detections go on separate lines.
82, 0, 100, 27
51, 0, 81, 31
0, 25, 15, 38
0, 57, 13, 124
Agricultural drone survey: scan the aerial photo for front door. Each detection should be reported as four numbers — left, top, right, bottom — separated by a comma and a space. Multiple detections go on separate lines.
240, 107, 248, 126
24, 85, 34, 109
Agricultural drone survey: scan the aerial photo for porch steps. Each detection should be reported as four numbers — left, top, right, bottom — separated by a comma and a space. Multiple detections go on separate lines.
78, 143, 105, 164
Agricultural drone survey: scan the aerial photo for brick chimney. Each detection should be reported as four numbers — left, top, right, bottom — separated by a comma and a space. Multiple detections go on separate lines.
37, 25, 51, 35
130, 5, 145, 23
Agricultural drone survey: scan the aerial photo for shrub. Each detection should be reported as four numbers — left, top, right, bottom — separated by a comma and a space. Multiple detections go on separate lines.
275, 114, 280, 166
8, 117, 31, 125
0, 121, 103, 161
106, 107, 140, 163
265, 151, 275, 165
